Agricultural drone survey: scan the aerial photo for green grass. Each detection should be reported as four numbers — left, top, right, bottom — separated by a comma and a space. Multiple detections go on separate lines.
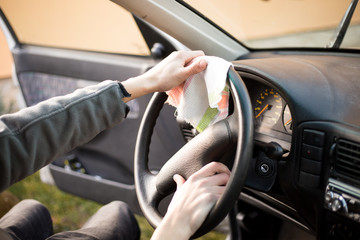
1, 172, 226, 240
5, 172, 101, 233
0, 92, 16, 115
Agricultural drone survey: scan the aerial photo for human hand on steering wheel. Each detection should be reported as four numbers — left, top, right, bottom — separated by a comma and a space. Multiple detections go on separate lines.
151, 162, 231, 240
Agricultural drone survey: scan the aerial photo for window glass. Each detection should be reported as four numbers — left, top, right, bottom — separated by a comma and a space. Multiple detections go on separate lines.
0, 28, 12, 78
342, 16, 360, 49
0, 0, 150, 55
183, 0, 360, 49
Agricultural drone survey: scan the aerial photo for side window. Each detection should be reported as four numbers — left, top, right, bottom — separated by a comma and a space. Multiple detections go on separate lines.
0, 0, 150, 55
0, 28, 12, 78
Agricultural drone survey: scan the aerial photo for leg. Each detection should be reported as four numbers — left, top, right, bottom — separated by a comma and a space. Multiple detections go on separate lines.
49, 201, 140, 240
0, 199, 53, 240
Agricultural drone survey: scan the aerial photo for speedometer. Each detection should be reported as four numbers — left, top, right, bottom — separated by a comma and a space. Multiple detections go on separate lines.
254, 88, 283, 128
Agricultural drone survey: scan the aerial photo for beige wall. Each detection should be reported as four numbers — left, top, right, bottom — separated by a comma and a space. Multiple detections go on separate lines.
0, 28, 12, 79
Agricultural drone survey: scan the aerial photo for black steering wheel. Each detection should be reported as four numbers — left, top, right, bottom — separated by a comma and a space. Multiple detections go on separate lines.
134, 67, 253, 238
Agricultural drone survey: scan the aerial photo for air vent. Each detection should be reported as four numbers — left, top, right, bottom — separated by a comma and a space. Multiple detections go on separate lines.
335, 139, 360, 182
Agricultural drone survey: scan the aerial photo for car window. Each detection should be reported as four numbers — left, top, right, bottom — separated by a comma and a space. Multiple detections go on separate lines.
0, 0, 150, 55
182, 0, 360, 49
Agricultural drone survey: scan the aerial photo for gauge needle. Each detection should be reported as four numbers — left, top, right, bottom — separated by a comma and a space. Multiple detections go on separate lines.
285, 118, 292, 126
256, 104, 269, 119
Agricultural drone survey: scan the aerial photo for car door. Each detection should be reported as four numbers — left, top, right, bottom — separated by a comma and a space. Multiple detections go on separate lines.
0, 0, 186, 214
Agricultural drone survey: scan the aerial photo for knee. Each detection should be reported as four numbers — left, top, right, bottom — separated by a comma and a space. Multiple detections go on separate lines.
17, 199, 50, 216
11, 199, 52, 228
81, 201, 140, 239
103, 201, 135, 220
84, 201, 135, 226
107, 201, 132, 212
0, 199, 53, 239
18, 199, 44, 208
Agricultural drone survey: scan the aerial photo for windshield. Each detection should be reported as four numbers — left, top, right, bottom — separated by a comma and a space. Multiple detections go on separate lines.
182, 0, 360, 49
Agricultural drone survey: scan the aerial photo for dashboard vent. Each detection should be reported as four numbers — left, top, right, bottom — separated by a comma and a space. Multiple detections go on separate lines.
335, 139, 360, 181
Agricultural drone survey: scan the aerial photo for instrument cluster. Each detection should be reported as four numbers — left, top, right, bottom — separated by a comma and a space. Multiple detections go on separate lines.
253, 87, 292, 134
242, 77, 293, 149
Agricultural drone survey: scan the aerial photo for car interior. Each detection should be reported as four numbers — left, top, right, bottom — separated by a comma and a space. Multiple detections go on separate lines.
1, 0, 360, 239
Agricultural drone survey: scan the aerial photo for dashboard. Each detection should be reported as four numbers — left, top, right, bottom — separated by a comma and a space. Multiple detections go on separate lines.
232, 52, 360, 239
168, 52, 360, 239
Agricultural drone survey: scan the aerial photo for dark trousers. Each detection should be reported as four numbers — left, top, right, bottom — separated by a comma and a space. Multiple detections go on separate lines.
0, 199, 140, 240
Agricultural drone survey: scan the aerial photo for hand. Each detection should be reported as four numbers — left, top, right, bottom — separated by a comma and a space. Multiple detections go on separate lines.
121, 50, 207, 102
143, 50, 208, 92
151, 162, 231, 240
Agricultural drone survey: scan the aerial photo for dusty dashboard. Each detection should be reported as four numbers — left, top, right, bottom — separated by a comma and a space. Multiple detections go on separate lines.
234, 55, 360, 239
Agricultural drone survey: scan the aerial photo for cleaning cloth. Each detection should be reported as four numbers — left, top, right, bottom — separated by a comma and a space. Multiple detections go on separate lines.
166, 56, 232, 132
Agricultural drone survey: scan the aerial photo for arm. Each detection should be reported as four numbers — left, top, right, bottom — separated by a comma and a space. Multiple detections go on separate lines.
0, 50, 207, 192
0, 81, 128, 191
151, 162, 231, 240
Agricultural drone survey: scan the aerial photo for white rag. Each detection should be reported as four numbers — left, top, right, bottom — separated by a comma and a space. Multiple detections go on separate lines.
166, 56, 232, 132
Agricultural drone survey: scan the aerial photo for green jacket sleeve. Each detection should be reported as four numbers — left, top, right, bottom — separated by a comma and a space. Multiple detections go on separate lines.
0, 80, 129, 192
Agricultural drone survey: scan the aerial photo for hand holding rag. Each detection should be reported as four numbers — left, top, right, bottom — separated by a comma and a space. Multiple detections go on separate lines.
166, 56, 232, 132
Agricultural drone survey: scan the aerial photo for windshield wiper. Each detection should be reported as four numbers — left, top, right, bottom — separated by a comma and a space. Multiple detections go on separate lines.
327, 0, 358, 48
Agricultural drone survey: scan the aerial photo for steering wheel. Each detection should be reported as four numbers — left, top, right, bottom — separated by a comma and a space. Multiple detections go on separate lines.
134, 67, 253, 238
